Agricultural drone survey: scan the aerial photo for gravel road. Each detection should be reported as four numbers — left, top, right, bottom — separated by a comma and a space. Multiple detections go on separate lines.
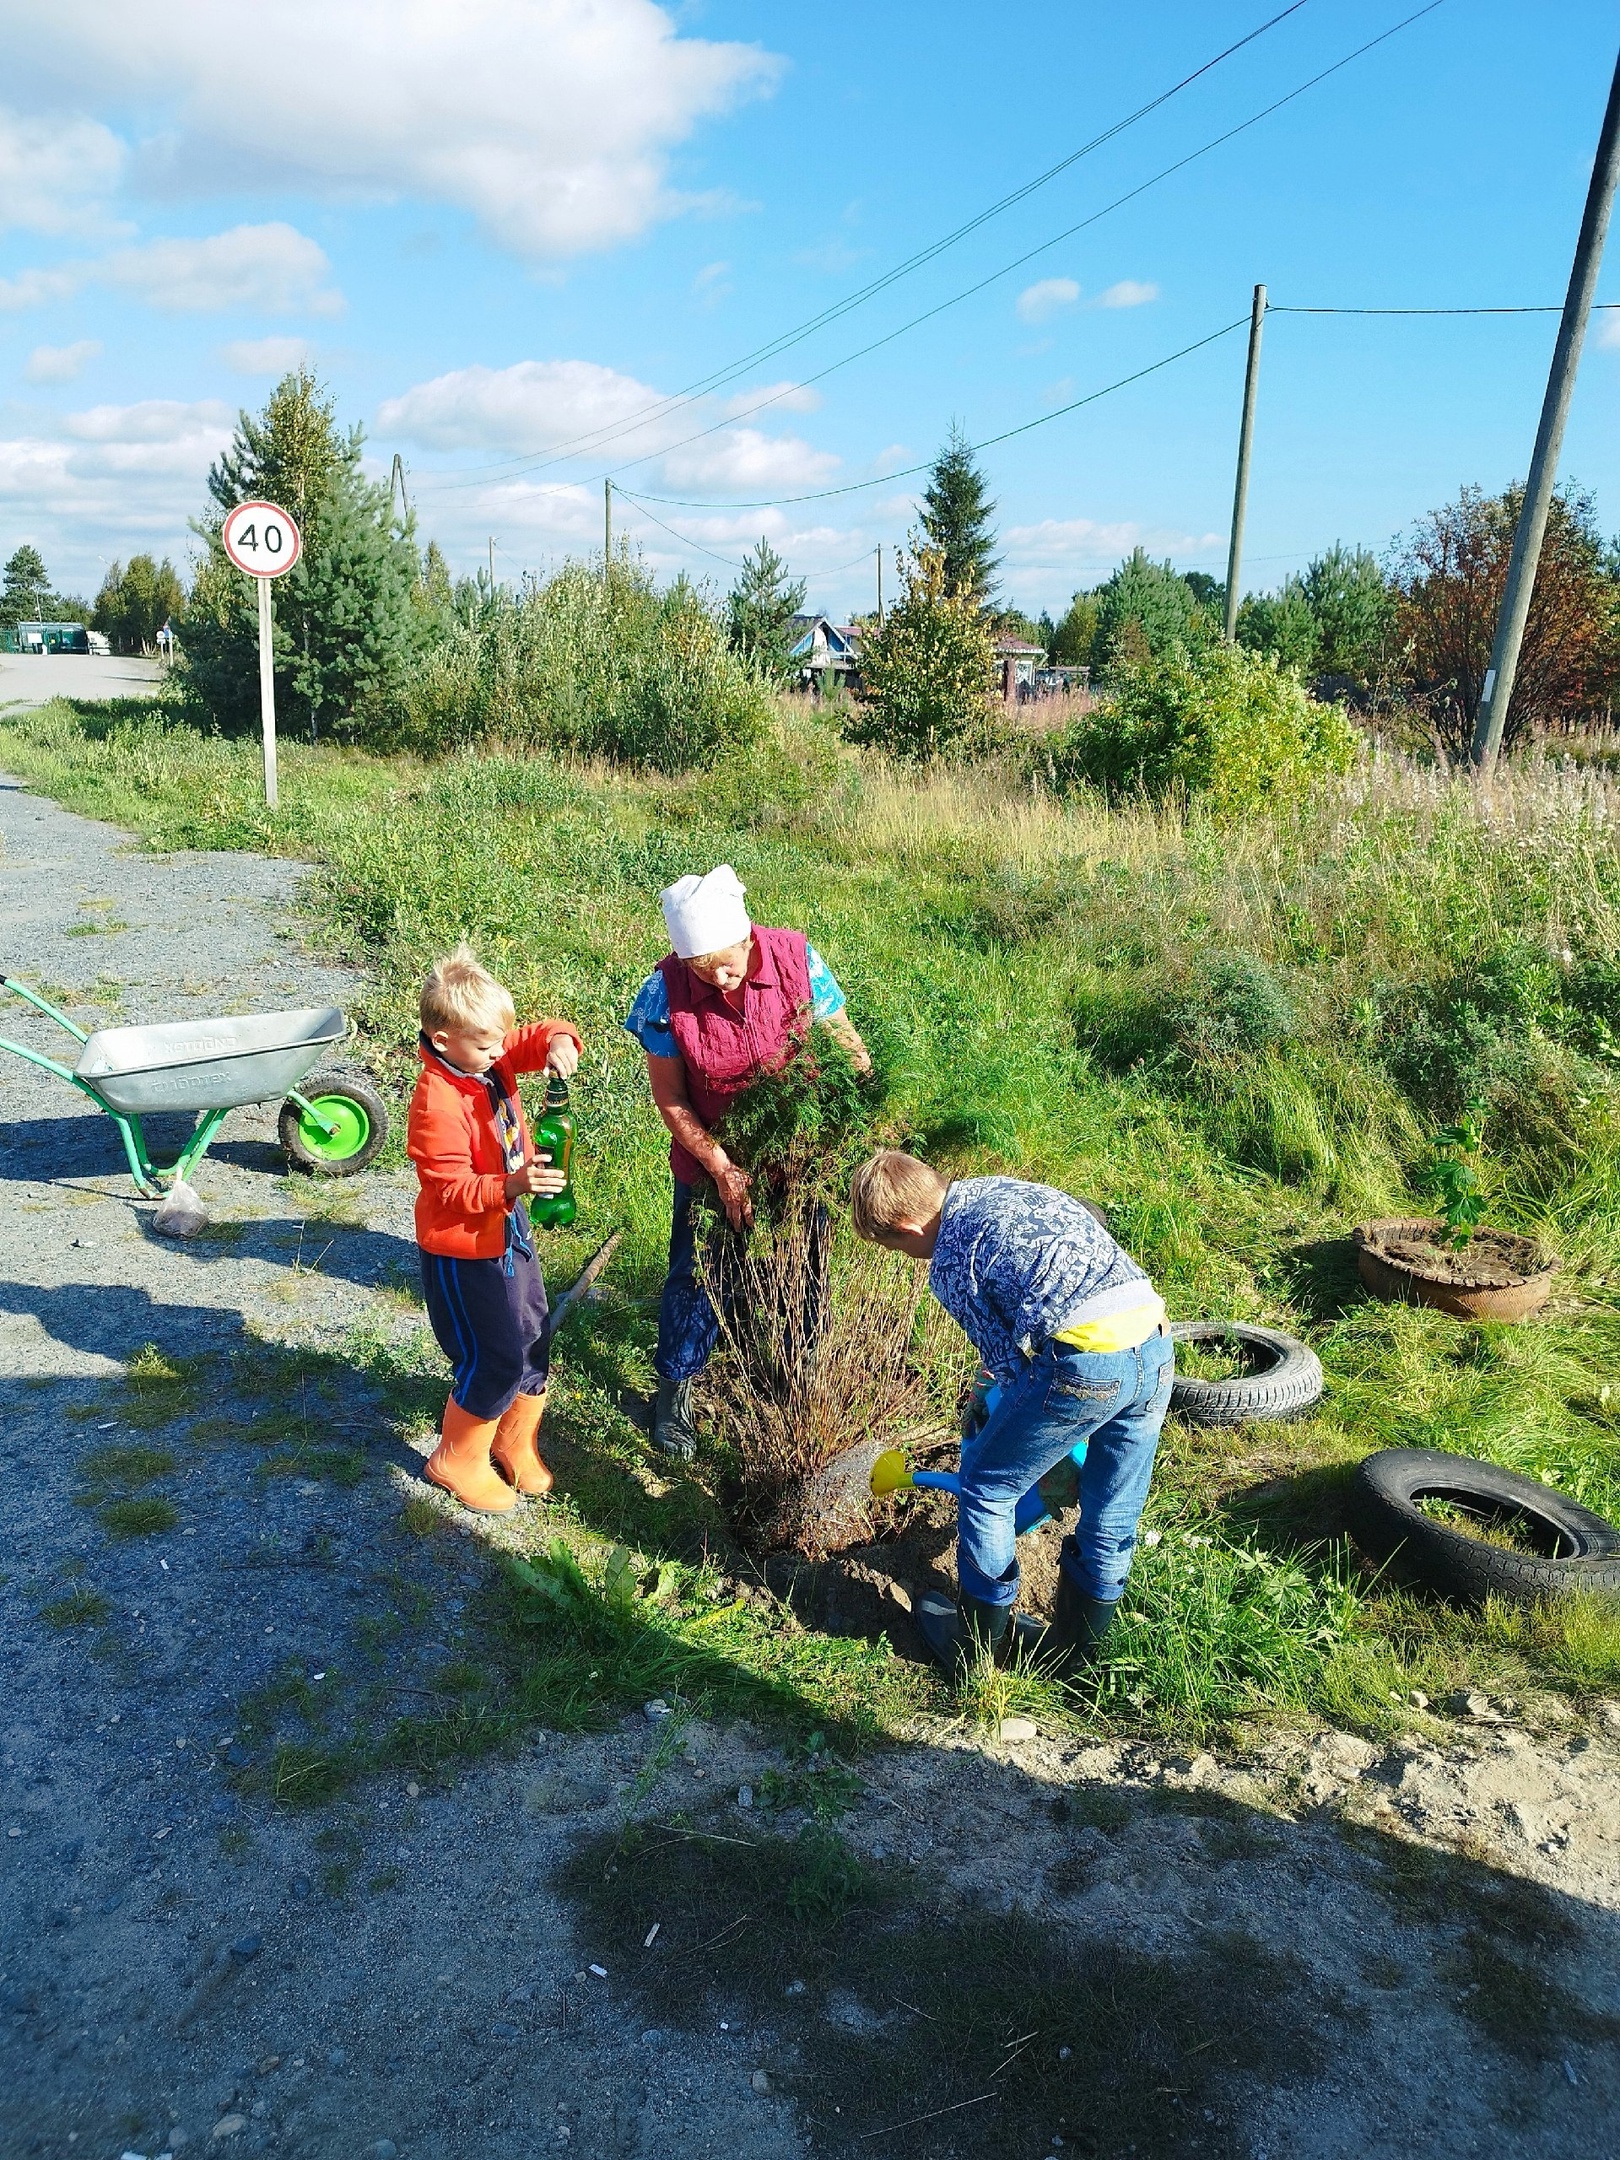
2, 768, 1618, 2160
0, 654, 164, 711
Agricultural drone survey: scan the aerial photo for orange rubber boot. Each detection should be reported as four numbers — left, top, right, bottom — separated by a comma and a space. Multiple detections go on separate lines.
424, 1398, 517, 1514
491, 1392, 553, 1498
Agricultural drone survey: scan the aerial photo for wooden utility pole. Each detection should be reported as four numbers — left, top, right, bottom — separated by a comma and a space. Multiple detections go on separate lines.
875, 545, 883, 622
1223, 284, 1267, 643
388, 452, 410, 522
1472, 49, 1620, 772
488, 536, 495, 588
604, 479, 613, 586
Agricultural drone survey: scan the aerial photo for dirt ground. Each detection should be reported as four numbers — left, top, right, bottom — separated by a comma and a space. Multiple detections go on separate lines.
3, 770, 1619, 2160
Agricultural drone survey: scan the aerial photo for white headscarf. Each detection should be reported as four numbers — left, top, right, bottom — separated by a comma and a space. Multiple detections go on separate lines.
659, 864, 752, 960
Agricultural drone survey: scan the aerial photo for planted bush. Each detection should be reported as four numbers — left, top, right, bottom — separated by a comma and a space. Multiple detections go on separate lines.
1043, 641, 1358, 816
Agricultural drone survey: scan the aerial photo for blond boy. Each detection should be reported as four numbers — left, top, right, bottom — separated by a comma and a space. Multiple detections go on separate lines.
407, 946, 582, 1514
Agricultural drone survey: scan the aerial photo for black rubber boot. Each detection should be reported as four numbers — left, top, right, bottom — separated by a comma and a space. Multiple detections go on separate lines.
652, 1378, 697, 1461
916, 1589, 1013, 1671
1049, 1564, 1120, 1674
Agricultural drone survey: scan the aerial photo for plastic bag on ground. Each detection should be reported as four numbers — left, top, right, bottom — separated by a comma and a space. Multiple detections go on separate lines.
152, 1178, 208, 1238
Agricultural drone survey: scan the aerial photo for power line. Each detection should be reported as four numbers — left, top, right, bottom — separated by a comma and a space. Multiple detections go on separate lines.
404, 4, 1313, 492
618, 316, 1248, 511
412, 1, 1445, 501
1272, 301, 1620, 314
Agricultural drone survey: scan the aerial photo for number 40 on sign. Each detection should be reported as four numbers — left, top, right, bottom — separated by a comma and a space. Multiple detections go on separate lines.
221, 499, 301, 811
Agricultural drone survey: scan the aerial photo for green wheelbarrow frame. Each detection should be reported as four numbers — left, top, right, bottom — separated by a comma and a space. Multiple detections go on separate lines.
0, 976, 348, 1198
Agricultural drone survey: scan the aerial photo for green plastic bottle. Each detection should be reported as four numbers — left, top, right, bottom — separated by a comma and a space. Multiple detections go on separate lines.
528, 1074, 577, 1231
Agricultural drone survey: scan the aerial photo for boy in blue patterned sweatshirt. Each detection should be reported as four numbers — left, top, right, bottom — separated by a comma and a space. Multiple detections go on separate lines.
850, 1149, 1173, 1670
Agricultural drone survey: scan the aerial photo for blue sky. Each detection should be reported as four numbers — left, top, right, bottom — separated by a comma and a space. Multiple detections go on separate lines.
1, 0, 1617, 621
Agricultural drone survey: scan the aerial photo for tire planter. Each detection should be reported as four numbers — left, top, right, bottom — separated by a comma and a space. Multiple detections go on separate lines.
1169, 1321, 1324, 1427
278, 1068, 390, 1176
1352, 1218, 1556, 1322
1349, 1447, 1620, 1605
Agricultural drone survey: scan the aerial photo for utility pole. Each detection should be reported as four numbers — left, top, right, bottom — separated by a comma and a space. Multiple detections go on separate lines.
1223, 283, 1267, 644
488, 536, 495, 589
875, 545, 883, 623
388, 452, 410, 523
1472, 48, 1620, 773
604, 478, 613, 586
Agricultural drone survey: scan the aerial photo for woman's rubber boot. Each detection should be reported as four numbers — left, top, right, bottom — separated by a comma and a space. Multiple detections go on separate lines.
491, 1392, 553, 1498
653, 1378, 697, 1461
917, 1589, 1012, 1672
1049, 1564, 1119, 1674
424, 1398, 517, 1515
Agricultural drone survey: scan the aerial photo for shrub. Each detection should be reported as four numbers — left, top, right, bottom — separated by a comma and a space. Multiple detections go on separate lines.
387, 558, 770, 772
848, 543, 998, 761
1044, 641, 1358, 816
1174, 954, 1296, 1062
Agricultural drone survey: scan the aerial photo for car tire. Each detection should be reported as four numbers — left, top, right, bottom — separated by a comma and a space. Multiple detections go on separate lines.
1168, 1321, 1324, 1426
1348, 1447, 1620, 1605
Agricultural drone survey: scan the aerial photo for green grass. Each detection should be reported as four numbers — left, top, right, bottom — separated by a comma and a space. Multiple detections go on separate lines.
10, 696, 1620, 1757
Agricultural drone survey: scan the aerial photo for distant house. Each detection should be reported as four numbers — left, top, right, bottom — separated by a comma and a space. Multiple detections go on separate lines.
1, 621, 89, 655
787, 614, 864, 691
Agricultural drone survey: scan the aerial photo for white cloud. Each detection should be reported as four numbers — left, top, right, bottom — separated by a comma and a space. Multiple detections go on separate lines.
0, 398, 232, 589
101, 224, 340, 314
25, 339, 101, 384
222, 335, 311, 376
377, 356, 838, 496
379, 359, 662, 456
5, 0, 781, 261
657, 425, 838, 494
1017, 277, 1081, 325
1597, 309, 1620, 350
0, 264, 84, 312
1096, 280, 1159, 309
0, 106, 125, 236
1004, 516, 1222, 565
720, 381, 821, 418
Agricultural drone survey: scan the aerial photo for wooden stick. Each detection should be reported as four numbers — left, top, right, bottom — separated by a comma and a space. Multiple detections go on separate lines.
549, 1230, 622, 1330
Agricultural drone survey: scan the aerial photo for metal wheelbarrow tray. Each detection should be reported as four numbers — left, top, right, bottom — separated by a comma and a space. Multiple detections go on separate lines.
1, 976, 388, 1196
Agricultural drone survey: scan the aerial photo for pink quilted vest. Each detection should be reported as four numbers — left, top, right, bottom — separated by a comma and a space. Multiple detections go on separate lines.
659, 925, 813, 1185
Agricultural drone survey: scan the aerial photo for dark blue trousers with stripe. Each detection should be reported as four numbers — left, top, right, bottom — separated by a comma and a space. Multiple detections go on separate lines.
420, 1240, 550, 1420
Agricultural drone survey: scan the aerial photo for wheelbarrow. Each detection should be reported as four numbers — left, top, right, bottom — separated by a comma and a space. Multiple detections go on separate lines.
0, 975, 388, 1196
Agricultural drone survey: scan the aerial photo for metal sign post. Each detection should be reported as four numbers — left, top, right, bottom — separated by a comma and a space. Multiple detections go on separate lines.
221, 499, 302, 811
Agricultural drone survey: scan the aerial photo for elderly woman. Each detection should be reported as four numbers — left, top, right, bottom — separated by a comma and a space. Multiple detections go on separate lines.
624, 864, 870, 1459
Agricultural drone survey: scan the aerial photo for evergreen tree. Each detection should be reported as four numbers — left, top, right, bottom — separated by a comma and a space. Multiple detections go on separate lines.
0, 545, 52, 627
1236, 578, 1320, 675
919, 424, 999, 608
1093, 549, 1215, 672
186, 369, 422, 737
1301, 543, 1394, 680
724, 537, 808, 682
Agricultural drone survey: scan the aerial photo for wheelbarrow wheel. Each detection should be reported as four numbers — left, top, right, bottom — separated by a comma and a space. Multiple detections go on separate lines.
279, 1069, 389, 1176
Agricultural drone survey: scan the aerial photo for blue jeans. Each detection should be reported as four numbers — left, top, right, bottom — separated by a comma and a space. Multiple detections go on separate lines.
655, 1180, 724, 1383
654, 1178, 832, 1383
956, 1330, 1174, 1609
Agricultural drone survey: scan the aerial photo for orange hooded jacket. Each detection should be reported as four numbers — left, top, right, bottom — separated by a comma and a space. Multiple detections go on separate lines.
407, 1019, 583, 1259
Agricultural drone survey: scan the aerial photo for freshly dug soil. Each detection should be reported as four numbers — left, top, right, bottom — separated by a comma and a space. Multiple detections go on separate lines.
762, 1478, 1076, 1660
1360, 1223, 1549, 1290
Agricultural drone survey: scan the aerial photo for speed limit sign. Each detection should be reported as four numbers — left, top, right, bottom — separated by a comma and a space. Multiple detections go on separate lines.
222, 499, 301, 577
222, 499, 301, 810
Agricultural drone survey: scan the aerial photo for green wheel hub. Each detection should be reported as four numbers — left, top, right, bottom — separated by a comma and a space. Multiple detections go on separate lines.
297, 1093, 370, 1162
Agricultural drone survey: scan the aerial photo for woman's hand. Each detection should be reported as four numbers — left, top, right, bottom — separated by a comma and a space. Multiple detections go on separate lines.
505, 1152, 568, 1201
546, 1036, 580, 1080
713, 1158, 754, 1230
